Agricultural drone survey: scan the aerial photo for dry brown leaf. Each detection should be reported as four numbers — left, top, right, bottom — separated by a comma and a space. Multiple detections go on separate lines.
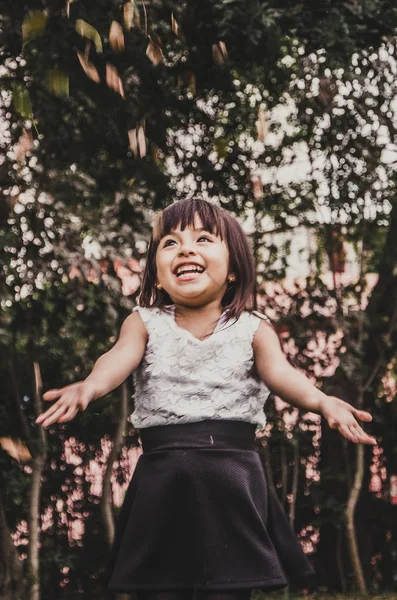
151, 32, 163, 48
14, 128, 34, 162
256, 107, 268, 142
109, 20, 124, 52
33, 361, 43, 399
146, 36, 163, 65
77, 50, 100, 83
128, 124, 146, 158
177, 71, 196, 95
151, 142, 161, 164
171, 13, 178, 35
123, 0, 135, 30
318, 76, 337, 109
65, 0, 77, 18
251, 175, 264, 201
106, 63, 125, 97
8, 194, 20, 211
212, 41, 228, 65
134, 7, 141, 29
137, 125, 146, 157
0, 437, 32, 463
128, 128, 138, 157
65, 0, 74, 18
171, 13, 185, 41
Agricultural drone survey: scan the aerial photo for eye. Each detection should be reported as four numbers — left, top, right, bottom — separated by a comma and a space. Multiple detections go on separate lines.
197, 235, 211, 242
162, 239, 176, 247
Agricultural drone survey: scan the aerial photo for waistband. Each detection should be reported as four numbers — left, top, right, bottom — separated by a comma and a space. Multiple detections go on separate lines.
139, 419, 257, 452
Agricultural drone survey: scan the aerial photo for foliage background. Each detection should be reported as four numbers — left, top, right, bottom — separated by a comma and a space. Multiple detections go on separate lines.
1, 1, 397, 598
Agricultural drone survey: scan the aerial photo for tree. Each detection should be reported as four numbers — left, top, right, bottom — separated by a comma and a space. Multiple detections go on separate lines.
2, 1, 397, 597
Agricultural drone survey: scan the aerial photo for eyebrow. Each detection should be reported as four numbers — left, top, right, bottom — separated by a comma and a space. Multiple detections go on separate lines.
162, 228, 213, 238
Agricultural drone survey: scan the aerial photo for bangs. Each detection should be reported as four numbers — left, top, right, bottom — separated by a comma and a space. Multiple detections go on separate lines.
153, 199, 226, 242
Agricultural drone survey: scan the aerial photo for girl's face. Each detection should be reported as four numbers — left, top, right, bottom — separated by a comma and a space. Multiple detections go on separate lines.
155, 214, 230, 307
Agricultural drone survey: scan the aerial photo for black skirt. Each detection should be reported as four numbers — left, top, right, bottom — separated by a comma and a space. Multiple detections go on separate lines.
106, 419, 314, 593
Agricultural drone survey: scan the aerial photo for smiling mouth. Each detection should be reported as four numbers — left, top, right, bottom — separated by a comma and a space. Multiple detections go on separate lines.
177, 272, 202, 281
174, 266, 205, 281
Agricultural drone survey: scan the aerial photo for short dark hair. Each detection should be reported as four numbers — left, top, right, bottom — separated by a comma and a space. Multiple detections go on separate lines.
138, 199, 256, 321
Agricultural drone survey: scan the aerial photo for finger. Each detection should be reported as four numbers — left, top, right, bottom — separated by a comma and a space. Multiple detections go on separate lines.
349, 425, 367, 444
38, 405, 70, 428
343, 423, 376, 445
58, 405, 79, 423
42, 389, 63, 400
43, 383, 78, 400
352, 409, 373, 422
35, 399, 67, 423
37, 398, 65, 420
351, 424, 376, 445
339, 424, 359, 443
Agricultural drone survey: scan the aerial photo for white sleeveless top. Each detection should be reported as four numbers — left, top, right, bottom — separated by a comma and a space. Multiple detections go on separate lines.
128, 305, 272, 435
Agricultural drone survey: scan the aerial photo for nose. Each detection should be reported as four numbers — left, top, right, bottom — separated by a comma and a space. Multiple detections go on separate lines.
178, 242, 196, 256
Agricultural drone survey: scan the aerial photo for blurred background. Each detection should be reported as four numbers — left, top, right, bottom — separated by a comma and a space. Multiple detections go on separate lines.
1, 1, 397, 599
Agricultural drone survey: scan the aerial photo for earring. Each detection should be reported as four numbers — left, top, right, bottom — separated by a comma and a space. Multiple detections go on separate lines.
227, 274, 236, 283
156, 283, 163, 290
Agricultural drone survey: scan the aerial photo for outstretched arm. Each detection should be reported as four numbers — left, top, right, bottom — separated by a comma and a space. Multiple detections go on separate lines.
35, 311, 147, 428
253, 320, 376, 445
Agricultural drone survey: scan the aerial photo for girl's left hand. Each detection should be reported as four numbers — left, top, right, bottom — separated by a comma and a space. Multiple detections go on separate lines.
320, 396, 377, 445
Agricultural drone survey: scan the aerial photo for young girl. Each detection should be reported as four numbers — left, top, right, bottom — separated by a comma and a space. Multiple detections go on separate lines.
36, 199, 376, 600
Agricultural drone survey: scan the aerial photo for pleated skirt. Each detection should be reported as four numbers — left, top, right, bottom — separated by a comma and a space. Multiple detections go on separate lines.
106, 419, 314, 593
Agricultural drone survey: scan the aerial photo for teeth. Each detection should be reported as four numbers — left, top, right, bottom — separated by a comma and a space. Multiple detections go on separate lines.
176, 265, 204, 276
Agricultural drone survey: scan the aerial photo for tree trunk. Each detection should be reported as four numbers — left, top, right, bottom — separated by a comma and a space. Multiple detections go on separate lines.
351, 197, 397, 590
315, 371, 356, 592
259, 442, 277, 497
9, 334, 46, 599
336, 530, 347, 594
27, 362, 47, 600
284, 440, 299, 600
27, 453, 46, 600
9, 350, 34, 454
100, 381, 129, 548
317, 196, 397, 591
345, 442, 367, 594
289, 440, 299, 529
0, 489, 24, 600
280, 436, 287, 506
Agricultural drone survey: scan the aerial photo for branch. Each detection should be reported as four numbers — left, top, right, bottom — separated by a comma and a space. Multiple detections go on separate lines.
100, 381, 130, 548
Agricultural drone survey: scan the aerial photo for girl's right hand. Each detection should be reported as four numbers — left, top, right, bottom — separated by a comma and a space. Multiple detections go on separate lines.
35, 380, 97, 428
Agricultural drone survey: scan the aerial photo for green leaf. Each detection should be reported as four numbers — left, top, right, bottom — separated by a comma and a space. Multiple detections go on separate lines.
75, 19, 103, 53
12, 83, 33, 119
213, 138, 228, 159
45, 67, 69, 97
22, 10, 48, 48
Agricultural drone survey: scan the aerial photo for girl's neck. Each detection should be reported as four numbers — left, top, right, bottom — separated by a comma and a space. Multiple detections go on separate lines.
173, 300, 224, 323
172, 301, 225, 342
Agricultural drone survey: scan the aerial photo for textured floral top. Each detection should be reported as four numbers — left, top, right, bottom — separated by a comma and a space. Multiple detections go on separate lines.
128, 305, 272, 436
